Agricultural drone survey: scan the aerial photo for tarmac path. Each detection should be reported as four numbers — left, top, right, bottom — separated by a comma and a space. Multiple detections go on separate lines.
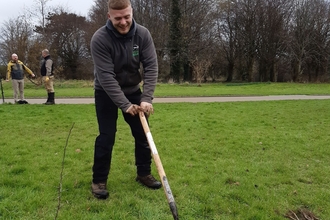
1, 95, 330, 104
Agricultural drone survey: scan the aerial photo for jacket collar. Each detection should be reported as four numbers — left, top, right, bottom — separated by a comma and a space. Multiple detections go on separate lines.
10, 60, 21, 64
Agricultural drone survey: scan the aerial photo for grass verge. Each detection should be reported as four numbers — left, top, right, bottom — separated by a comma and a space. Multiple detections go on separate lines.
1, 80, 330, 98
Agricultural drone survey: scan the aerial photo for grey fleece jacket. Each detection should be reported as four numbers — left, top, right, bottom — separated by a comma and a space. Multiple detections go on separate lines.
91, 19, 158, 112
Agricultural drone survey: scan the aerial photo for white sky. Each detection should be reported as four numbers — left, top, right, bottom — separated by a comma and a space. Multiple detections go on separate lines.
0, 0, 96, 25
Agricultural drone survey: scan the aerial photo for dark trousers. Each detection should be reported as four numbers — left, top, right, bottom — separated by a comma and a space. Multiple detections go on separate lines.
92, 89, 151, 184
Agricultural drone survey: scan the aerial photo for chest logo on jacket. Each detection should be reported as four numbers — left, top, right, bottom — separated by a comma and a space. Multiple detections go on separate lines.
133, 44, 139, 57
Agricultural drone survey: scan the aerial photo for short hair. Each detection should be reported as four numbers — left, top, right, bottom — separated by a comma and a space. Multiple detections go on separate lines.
108, 0, 131, 10
42, 49, 50, 55
11, 53, 18, 58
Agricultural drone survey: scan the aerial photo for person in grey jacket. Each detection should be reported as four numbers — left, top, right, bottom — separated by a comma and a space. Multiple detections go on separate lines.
41, 49, 55, 105
90, 0, 160, 199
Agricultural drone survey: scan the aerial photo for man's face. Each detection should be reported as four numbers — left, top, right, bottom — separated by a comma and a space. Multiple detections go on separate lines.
12, 55, 18, 62
108, 6, 133, 35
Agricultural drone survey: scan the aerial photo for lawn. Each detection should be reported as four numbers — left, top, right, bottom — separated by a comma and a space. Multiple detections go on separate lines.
1, 97, 330, 219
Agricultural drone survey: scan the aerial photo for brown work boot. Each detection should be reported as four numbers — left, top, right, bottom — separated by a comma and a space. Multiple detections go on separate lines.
136, 174, 162, 189
91, 182, 109, 199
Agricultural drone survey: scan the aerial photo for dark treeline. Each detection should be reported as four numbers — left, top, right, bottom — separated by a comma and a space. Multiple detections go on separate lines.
0, 0, 330, 83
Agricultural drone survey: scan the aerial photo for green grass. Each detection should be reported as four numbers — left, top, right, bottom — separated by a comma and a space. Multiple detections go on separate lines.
154, 82, 330, 97
1, 100, 330, 219
1, 79, 330, 98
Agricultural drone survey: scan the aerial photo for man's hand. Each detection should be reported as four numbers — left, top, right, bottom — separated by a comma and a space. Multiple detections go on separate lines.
31, 73, 35, 78
140, 102, 154, 115
126, 104, 142, 116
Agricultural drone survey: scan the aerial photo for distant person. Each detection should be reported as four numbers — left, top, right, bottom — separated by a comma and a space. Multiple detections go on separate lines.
41, 49, 55, 105
90, 0, 160, 199
6, 53, 35, 104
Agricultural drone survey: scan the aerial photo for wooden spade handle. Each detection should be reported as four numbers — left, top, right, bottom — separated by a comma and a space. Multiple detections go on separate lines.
139, 112, 179, 220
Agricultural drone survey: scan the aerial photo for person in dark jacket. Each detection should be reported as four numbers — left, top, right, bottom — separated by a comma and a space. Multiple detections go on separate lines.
6, 53, 35, 103
90, 0, 160, 199
41, 49, 55, 105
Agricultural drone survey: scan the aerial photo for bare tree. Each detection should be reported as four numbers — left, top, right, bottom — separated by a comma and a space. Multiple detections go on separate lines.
288, 0, 315, 82
217, 0, 240, 82
27, 0, 52, 36
240, 0, 260, 81
288, 0, 330, 82
168, 0, 183, 83
179, 0, 218, 82
0, 16, 34, 67
255, 0, 294, 82
192, 56, 212, 85
304, 0, 330, 82
85, 0, 109, 56
132, 0, 171, 81
88, 0, 108, 26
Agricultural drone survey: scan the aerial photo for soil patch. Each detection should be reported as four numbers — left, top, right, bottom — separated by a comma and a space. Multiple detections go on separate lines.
284, 208, 319, 220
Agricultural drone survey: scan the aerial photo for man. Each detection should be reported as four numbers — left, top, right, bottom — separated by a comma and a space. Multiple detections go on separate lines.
6, 53, 35, 103
90, 0, 160, 199
41, 49, 55, 105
